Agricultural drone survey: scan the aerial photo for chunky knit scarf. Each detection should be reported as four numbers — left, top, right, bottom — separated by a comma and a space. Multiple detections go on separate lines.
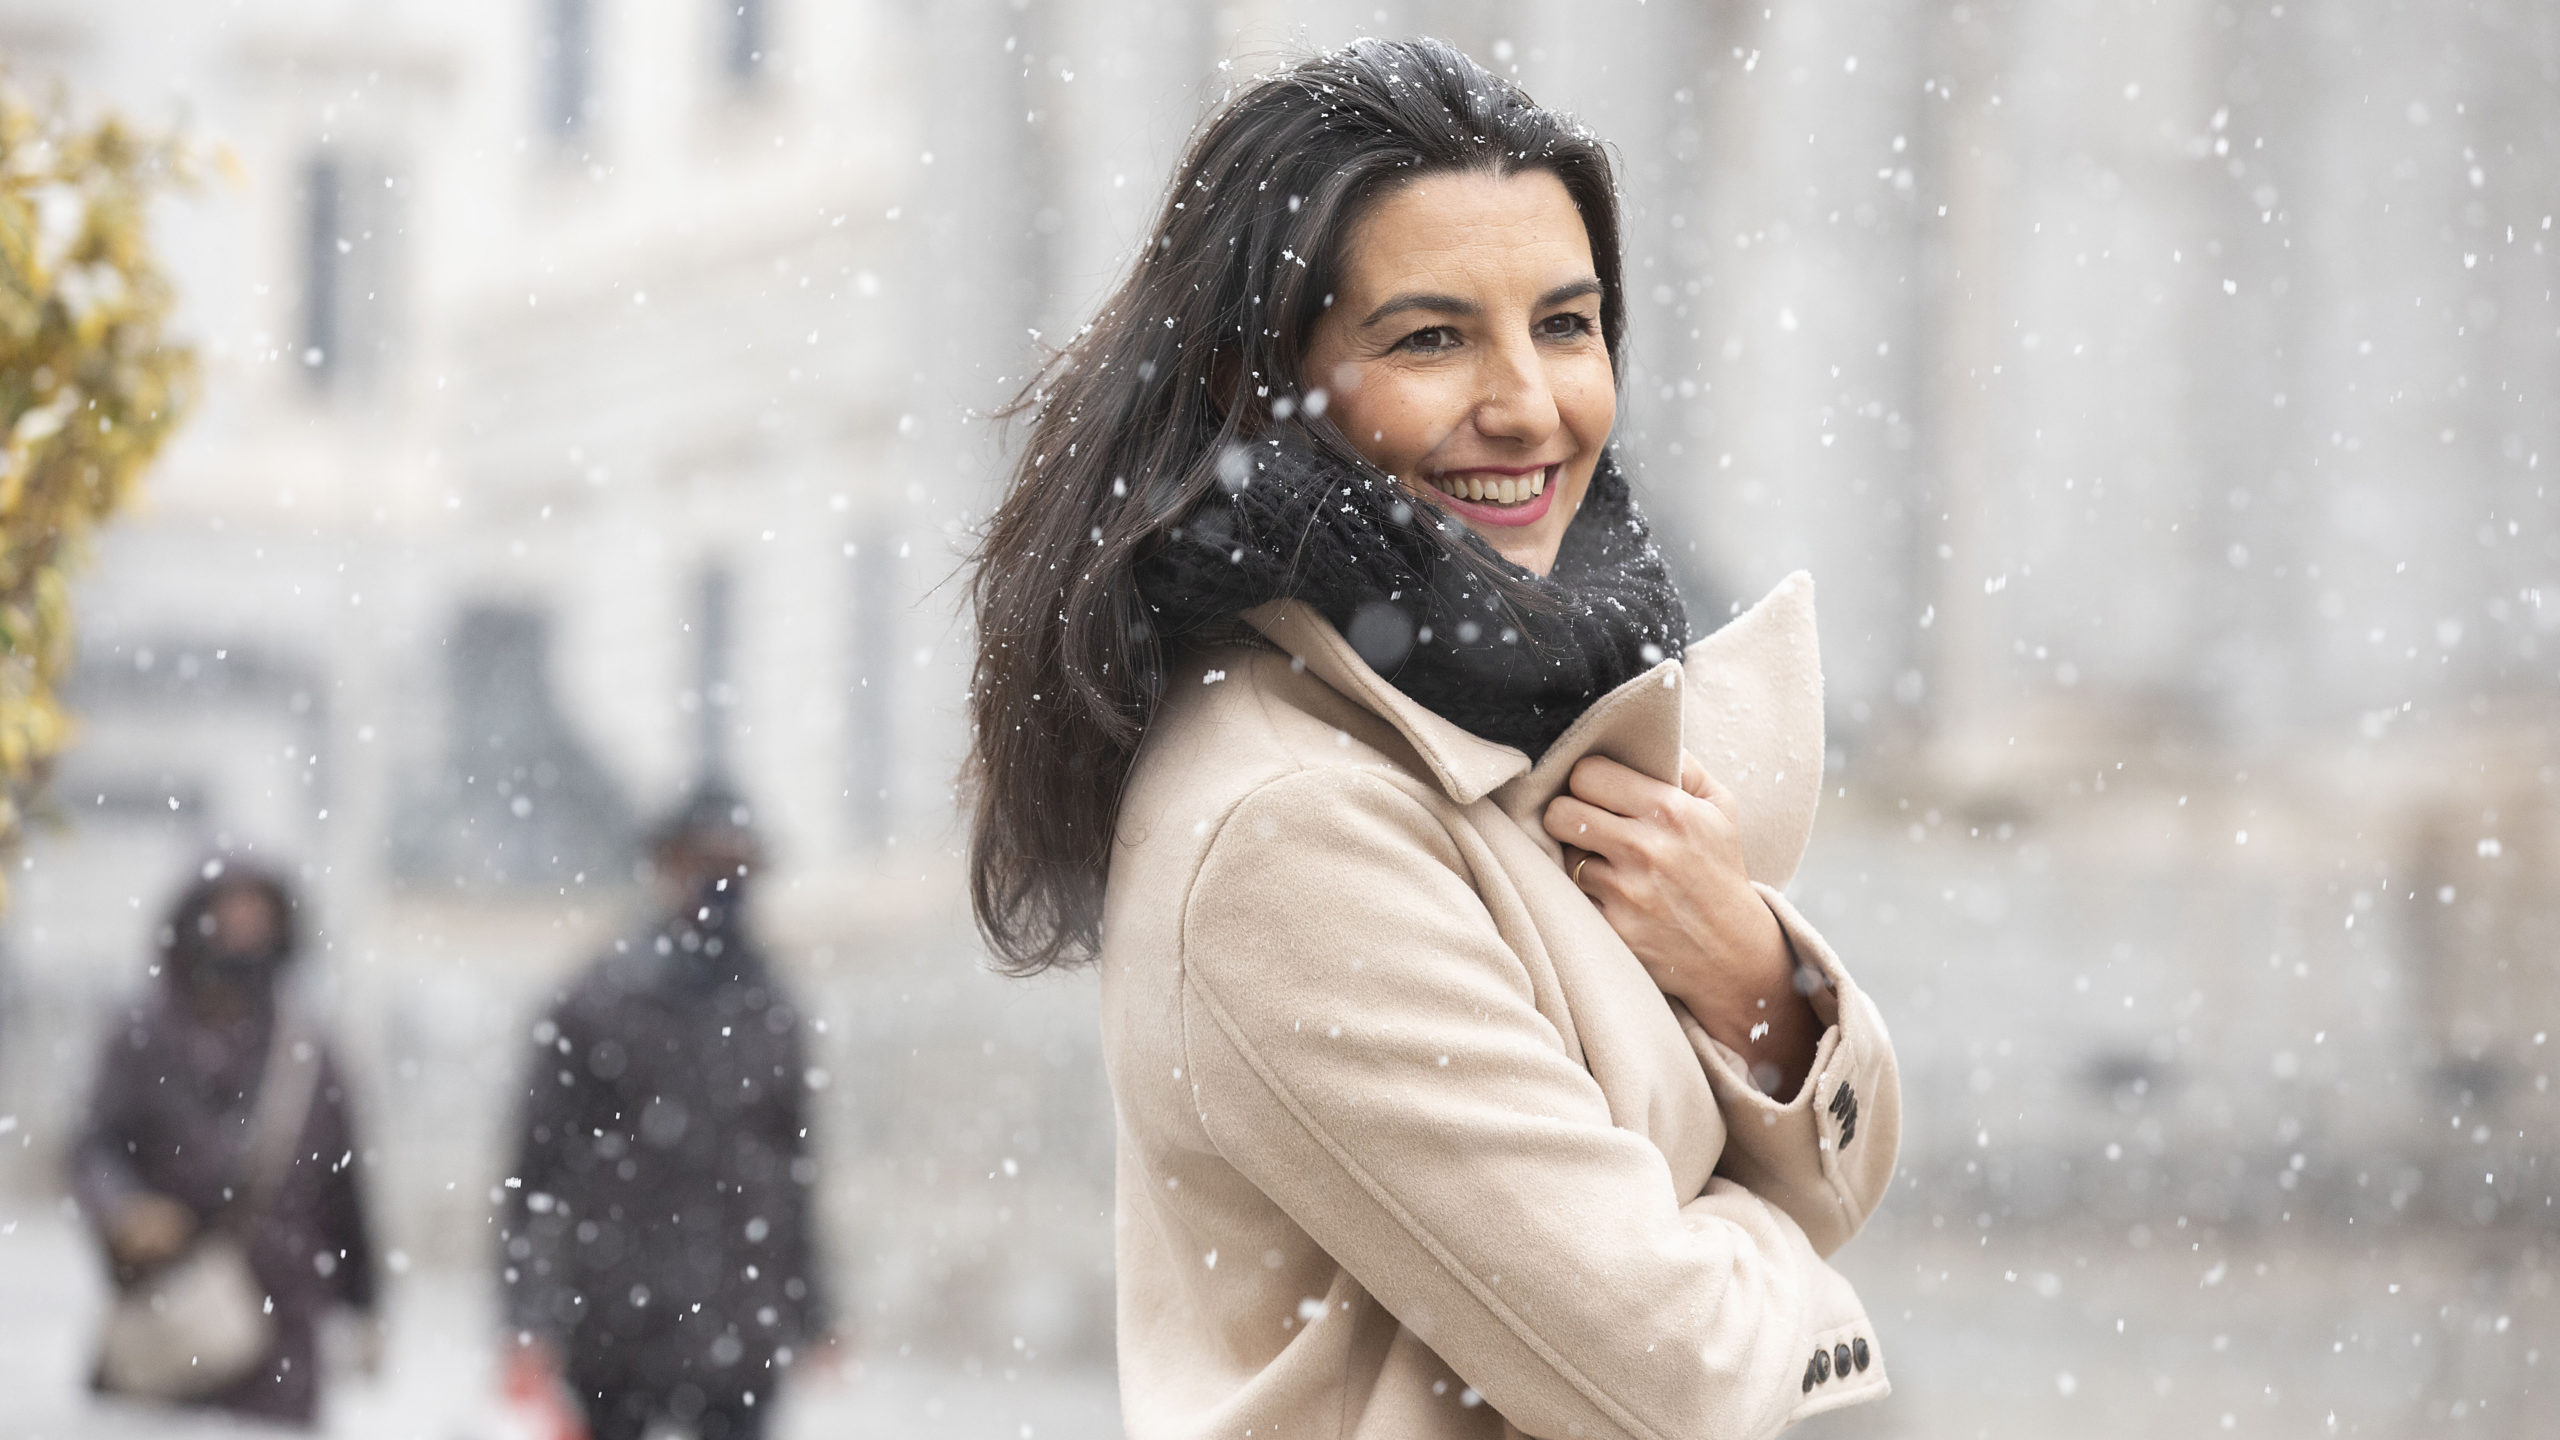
1137, 440, 1689, 757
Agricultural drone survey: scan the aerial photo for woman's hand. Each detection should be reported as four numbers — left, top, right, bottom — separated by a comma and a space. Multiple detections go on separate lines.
1543, 751, 1822, 1096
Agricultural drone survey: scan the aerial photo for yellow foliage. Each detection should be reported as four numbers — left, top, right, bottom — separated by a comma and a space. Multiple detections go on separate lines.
0, 76, 198, 907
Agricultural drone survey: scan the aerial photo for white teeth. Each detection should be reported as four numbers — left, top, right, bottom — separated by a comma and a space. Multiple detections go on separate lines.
1430, 471, 1553, 504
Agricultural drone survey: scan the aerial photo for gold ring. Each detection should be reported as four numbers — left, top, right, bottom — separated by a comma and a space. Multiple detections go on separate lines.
1572, 855, 1592, 887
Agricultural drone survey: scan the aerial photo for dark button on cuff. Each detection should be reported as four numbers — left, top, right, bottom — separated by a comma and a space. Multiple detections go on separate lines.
1801, 1358, 1817, 1393
1812, 1347, 1831, 1383
1834, 1342, 1852, 1378
1853, 1336, 1871, 1371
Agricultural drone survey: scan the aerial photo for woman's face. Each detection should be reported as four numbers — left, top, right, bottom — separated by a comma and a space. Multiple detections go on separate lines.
1302, 167, 1615, 576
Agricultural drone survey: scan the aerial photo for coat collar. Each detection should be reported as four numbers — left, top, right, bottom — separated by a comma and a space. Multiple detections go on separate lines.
1243, 599, 1533, 803
1245, 572, 1827, 889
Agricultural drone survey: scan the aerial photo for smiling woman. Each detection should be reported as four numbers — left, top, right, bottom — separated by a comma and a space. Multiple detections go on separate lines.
1302, 168, 1614, 574
966, 37, 1902, 1440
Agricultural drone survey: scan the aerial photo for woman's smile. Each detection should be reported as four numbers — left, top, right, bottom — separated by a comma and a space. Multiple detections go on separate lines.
1416, 461, 1561, 526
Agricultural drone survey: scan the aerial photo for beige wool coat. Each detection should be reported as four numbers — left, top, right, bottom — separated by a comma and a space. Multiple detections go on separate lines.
1098, 573, 1900, 1440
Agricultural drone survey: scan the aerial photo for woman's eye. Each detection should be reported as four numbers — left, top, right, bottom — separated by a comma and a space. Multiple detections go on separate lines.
1539, 311, 1596, 339
1398, 326, 1459, 353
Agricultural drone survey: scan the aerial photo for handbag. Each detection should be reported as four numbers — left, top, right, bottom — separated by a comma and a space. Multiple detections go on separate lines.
94, 1011, 321, 1401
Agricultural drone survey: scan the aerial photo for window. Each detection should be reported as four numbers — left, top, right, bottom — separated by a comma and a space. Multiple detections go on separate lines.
300, 153, 340, 382
725, 0, 767, 87
540, 0, 593, 138
388, 603, 635, 888
299, 150, 400, 395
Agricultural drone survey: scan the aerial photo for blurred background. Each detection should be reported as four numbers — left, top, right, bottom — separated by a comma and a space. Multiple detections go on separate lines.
0, 0, 2552, 1436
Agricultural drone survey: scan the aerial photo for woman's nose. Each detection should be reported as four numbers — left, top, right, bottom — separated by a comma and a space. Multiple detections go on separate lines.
1472, 339, 1560, 443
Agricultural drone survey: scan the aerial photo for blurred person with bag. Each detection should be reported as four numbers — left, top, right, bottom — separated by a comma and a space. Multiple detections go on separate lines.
498, 782, 834, 1440
71, 858, 383, 1428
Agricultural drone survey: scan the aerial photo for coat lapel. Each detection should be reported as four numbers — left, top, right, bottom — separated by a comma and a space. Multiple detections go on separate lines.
1491, 658, 1687, 849
1245, 572, 1824, 890
1241, 600, 1530, 802
1678, 571, 1825, 891
1489, 572, 1826, 890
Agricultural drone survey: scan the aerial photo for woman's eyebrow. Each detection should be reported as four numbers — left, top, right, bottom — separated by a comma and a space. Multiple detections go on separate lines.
1539, 277, 1604, 308
1358, 277, 1604, 329
1359, 291, 1476, 327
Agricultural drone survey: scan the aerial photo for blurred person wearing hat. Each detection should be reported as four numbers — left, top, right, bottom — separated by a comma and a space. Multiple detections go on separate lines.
497, 781, 835, 1440
71, 858, 383, 1427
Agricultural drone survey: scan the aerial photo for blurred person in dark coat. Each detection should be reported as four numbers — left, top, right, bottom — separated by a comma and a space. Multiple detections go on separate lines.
71, 858, 382, 1428
499, 781, 834, 1440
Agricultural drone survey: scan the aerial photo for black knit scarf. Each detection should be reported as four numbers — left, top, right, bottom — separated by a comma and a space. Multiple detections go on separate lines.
1136, 440, 1689, 757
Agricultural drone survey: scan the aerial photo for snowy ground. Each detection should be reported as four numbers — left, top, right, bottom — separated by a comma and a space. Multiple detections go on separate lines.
5, 1197, 2549, 1439
0, 1204, 1121, 1440
1802, 1209, 2555, 1440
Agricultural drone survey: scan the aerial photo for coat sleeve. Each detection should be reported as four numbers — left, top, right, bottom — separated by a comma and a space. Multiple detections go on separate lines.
1178, 769, 1872, 1440
1675, 886, 1901, 1258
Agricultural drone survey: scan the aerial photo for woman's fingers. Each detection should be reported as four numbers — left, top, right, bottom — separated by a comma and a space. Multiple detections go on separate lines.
1562, 846, 1646, 916
1563, 845, 1603, 892
1681, 750, 1743, 825
1565, 751, 1745, 842
1544, 794, 1647, 860
1564, 753, 1681, 817
1549, 753, 1751, 915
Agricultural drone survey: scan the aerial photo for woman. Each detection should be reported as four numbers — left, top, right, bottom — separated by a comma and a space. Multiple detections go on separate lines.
968, 38, 1899, 1438
72, 860, 380, 1428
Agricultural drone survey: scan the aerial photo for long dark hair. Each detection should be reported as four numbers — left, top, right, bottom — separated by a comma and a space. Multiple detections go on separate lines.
965, 37, 1627, 974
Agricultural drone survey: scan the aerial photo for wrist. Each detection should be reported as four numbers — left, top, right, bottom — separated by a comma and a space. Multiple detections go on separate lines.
1677, 898, 1795, 1025
1686, 909, 1821, 1094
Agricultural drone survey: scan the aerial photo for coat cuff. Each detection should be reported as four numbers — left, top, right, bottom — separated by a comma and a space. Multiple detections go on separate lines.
1676, 883, 1901, 1257
1784, 1317, 1892, 1424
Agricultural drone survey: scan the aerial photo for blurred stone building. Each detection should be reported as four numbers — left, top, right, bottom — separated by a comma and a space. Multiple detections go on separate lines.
0, 0, 2552, 1435
0, 0, 1117, 1373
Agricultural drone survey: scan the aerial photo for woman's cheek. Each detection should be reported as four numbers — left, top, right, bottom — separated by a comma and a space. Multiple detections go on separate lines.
1559, 357, 1616, 435
1362, 378, 1441, 472
1322, 360, 1366, 410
